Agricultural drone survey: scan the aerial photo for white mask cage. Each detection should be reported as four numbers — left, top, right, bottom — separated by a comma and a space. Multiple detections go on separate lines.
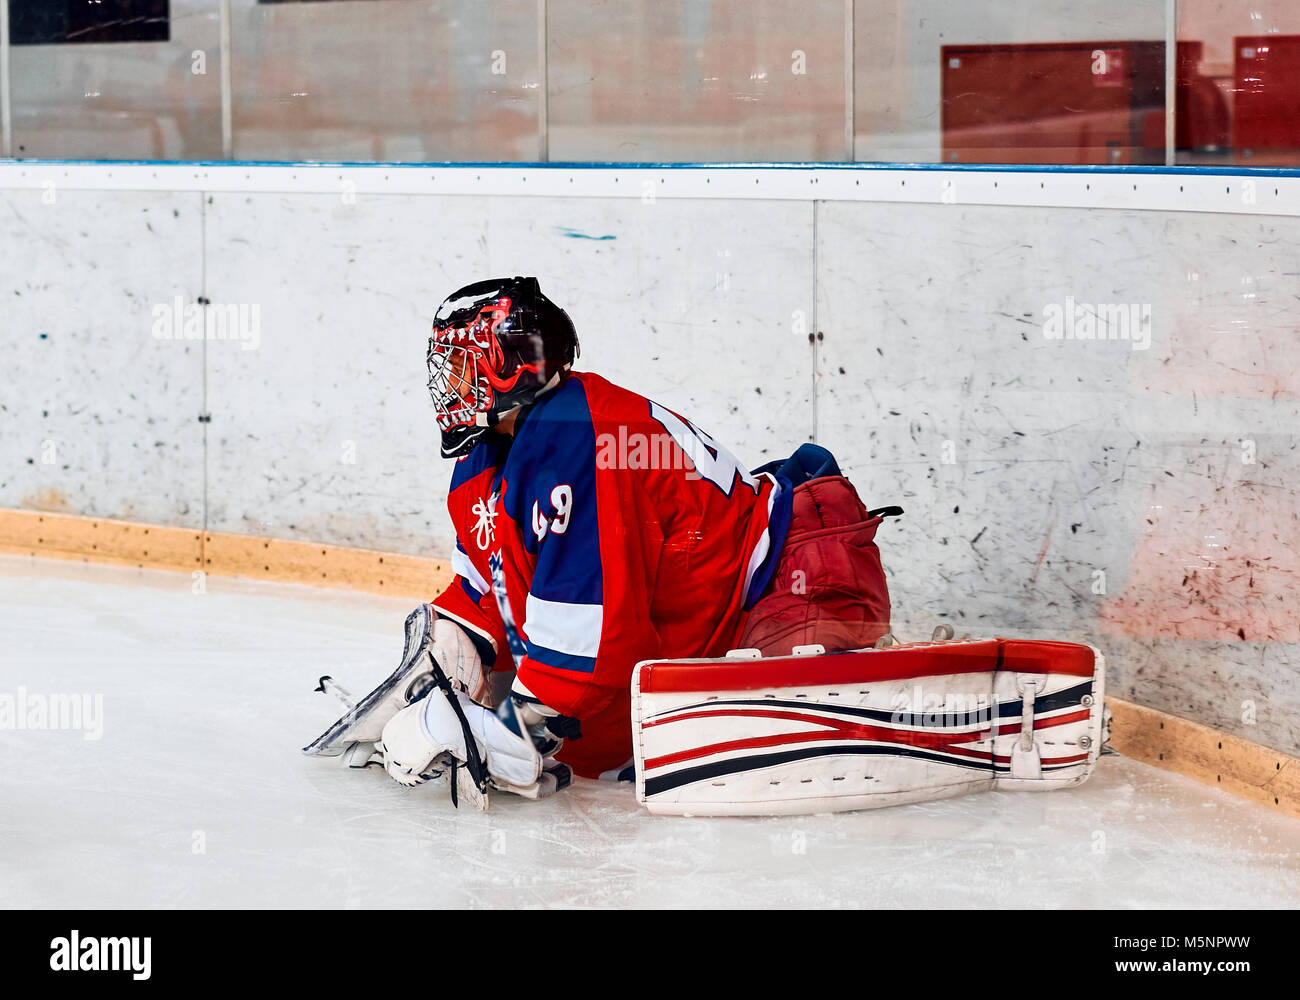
426, 337, 492, 432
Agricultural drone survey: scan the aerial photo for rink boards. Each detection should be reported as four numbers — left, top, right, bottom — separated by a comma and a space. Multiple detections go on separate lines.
2, 161, 1296, 759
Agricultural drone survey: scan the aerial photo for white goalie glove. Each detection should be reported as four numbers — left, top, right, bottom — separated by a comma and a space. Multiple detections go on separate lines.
378, 678, 574, 809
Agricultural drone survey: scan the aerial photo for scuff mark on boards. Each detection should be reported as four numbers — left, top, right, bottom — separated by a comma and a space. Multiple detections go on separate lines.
1030, 523, 1054, 584
556, 227, 616, 241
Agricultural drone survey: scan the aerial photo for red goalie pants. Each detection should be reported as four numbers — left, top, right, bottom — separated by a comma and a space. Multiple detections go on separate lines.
738, 474, 892, 656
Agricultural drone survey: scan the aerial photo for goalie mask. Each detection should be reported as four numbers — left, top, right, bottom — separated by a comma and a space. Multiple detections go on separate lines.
427, 276, 580, 458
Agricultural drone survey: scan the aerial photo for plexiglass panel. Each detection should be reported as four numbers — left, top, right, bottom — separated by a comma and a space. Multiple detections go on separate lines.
1177, 0, 1300, 165
229, 0, 540, 162
5, 0, 1300, 165
9, 0, 223, 159
546, 0, 846, 162
854, 0, 1169, 164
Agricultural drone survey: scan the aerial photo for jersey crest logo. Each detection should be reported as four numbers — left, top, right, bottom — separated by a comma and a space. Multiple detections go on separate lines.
471, 492, 498, 551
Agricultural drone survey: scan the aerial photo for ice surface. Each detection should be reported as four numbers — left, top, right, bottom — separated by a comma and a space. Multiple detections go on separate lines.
1, 554, 1297, 909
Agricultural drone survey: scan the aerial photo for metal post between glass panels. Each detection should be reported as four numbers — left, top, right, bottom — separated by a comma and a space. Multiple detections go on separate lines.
0, 0, 11, 158
538, 0, 549, 163
1166, 0, 1178, 165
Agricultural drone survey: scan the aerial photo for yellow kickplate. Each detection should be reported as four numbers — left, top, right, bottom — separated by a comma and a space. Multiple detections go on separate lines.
0, 507, 451, 600
0, 508, 202, 573
1107, 696, 1300, 820
203, 530, 449, 599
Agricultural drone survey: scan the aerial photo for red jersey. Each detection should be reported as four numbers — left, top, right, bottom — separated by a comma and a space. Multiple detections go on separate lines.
429, 372, 791, 777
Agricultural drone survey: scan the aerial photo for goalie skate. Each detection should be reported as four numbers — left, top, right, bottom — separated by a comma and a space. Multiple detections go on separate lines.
631, 635, 1106, 816
303, 604, 438, 758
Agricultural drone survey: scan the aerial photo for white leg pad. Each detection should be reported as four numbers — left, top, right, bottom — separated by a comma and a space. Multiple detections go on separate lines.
631, 638, 1106, 817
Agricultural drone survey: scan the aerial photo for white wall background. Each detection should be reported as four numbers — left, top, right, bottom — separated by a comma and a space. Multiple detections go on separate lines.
1, 167, 1295, 753
0, 188, 206, 524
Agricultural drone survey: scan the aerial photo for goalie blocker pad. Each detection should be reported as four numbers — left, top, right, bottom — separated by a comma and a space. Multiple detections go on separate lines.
631, 637, 1105, 816
304, 604, 435, 757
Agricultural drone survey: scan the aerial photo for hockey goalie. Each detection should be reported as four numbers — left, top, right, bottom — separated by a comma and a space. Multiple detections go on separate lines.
305, 276, 1107, 815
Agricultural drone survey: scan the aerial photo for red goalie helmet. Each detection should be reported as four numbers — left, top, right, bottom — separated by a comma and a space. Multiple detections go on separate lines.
427, 276, 579, 458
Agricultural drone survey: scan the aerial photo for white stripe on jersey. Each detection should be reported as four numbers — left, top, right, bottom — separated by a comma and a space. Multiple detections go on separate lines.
525, 594, 603, 658
453, 544, 491, 597
741, 472, 781, 606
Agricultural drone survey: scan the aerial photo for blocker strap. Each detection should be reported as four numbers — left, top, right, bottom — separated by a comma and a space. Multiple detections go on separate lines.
424, 652, 490, 807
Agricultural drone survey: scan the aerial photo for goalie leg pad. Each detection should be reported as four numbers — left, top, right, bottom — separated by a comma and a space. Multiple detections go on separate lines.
631, 637, 1105, 816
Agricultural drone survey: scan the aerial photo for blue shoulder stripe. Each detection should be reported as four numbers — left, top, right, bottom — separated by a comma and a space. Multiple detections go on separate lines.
527, 641, 598, 674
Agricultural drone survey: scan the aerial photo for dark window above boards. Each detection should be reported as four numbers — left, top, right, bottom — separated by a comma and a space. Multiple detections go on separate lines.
9, 0, 170, 46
